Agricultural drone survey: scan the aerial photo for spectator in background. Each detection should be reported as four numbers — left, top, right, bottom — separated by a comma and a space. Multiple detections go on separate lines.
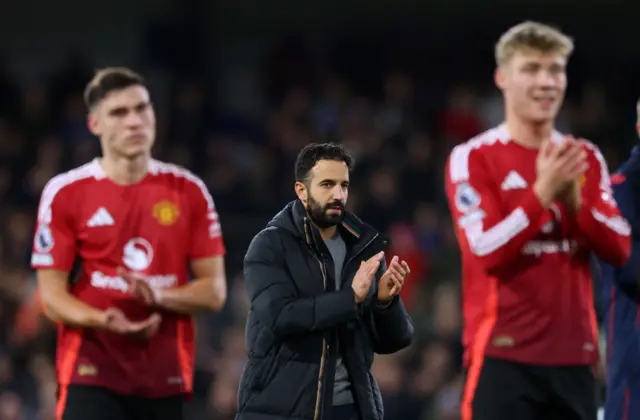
439, 86, 484, 145
386, 223, 427, 310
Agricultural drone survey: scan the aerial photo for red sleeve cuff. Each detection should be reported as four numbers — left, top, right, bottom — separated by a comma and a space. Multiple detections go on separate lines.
190, 244, 226, 260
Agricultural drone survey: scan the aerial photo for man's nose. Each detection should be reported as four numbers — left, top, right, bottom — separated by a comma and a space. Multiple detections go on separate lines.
332, 186, 346, 201
124, 111, 143, 126
537, 71, 557, 87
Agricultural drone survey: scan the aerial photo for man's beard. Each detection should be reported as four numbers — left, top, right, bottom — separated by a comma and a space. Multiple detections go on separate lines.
307, 194, 345, 229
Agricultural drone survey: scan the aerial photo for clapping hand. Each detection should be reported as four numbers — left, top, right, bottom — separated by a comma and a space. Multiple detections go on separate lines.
103, 307, 161, 339
557, 177, 582, 214
555, 137, 586, 214
352, 252, 385, 303
534, 136, 588, 209
377, 256, 410, 303
118, 267, 163, 306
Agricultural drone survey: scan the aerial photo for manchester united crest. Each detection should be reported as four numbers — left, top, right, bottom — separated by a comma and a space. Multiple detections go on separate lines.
153, 200, 179, 226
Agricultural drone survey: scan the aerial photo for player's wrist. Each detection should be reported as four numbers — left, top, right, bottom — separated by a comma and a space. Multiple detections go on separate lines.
565, 187, 581, 214
375, 289, 392, 303
533, 180, 555, 208
375, 295, 395, 309
151, 287, 164, 306
90, 310, 111, 329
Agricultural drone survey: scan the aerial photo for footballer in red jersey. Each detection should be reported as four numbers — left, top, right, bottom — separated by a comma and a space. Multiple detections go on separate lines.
444, 22, 631, 420
31, 67, 227, 420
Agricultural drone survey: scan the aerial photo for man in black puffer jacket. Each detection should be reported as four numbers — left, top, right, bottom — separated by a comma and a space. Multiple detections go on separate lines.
236, 143, 414, 420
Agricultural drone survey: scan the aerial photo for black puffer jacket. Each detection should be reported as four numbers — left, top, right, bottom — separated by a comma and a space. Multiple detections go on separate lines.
236, 200, 414, 420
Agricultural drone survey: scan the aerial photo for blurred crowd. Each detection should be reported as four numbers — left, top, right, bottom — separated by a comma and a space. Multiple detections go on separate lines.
0, 35, 634, 419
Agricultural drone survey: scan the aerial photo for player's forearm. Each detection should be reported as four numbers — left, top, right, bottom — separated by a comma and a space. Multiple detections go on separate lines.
41, 292, 106, 328
577, 201, 631, 266
576, 146, 632, 265
468, 188, 549, 271
158, 276, 227, 314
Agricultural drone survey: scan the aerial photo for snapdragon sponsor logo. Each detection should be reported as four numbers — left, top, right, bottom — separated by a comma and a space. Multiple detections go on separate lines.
90, 271, 177, 292
521, 239, 578, 257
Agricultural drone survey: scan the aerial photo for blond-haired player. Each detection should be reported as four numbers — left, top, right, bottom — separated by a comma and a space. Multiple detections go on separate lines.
445, 21, 630, 420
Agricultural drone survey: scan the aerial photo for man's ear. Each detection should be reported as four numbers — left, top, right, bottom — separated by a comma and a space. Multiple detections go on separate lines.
295, 182, 308, 206
494, 67, 506, 91
87, 111, 101, 136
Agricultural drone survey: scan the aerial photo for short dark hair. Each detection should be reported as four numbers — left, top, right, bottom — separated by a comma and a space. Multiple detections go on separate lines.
294, 143, 354, 183
83, 67, 146, 109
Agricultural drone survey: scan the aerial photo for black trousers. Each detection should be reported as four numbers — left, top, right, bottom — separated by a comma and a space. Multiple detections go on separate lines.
58, 384, 184, 420
462, 356, 598, 420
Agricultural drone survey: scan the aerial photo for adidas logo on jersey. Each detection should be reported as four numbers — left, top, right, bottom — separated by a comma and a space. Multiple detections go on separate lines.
87, 207, 115, 227
501, 171, 528, 191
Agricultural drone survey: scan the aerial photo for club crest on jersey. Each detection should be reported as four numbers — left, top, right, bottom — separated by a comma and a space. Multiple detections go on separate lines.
455, 183, 480, 213
34, 225, 54, 252
153, 200, 179, 226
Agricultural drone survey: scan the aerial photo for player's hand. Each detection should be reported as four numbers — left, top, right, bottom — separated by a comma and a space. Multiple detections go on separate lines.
376, 256, 410, 303
555, 137, 587, 214
534, 137, 588, 208
557, 178, 582, 214
103, 307, 161, 339
118, 267, 162, 306
352, 252, 384, 303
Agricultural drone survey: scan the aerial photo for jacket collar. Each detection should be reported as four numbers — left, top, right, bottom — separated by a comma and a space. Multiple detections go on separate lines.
290, 199, 378, 248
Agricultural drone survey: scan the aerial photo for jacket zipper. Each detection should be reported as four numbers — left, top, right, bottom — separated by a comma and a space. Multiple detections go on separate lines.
323, 233, 383, 418
340, 233, 382, 282
309, 224, 385, 419
313, 254, 328, 420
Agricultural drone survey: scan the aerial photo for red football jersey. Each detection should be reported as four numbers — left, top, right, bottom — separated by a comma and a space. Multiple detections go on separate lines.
31, 158, 225, 398
444, 124, 630, 369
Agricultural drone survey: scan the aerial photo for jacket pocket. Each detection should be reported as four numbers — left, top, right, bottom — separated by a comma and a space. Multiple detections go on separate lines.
243, 343, 297, 393
261, 344, 296, 388
248, 360, 319, 418
240, 357, 268, 392
237, 358, 263, 412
